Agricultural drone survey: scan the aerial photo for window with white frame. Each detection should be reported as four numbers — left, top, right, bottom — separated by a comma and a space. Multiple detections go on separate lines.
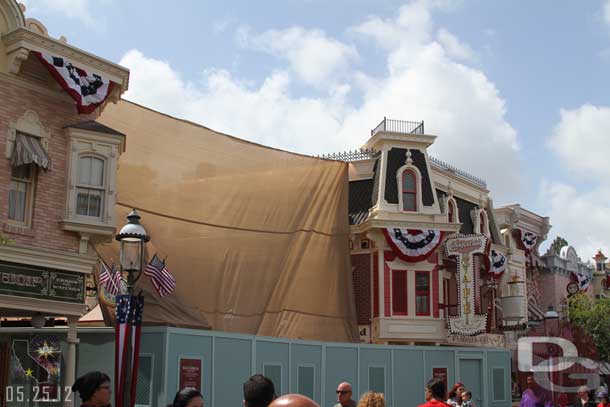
76, 155, 105, 218
8, 164, 36, 225
401, 169, 417, 211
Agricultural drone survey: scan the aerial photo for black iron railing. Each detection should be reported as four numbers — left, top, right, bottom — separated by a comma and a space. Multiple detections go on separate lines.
429, 156, 487, 188
318, 148, 380, 162
371, 117, 425, 137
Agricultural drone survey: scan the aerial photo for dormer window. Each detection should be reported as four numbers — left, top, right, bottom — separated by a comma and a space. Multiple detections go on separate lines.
76, 155, 105, 218
402, 169, 417, 211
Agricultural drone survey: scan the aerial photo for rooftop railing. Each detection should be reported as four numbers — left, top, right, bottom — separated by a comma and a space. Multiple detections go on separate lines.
429, 156, 487, 188
318, 148, 379, 162
371, 117, 424, 137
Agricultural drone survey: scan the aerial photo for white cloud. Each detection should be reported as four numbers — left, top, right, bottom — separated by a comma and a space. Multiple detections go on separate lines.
604, 0, 610, 28
238, 26, 358, 86
540, 180, 610, 261
548, 104, 610, 178
23, 0, 106, 28
437, 28, 476, 62
120, 0, 522, 203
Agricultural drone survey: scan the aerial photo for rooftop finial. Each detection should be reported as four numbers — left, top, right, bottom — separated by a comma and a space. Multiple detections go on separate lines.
405, 149, 413, 165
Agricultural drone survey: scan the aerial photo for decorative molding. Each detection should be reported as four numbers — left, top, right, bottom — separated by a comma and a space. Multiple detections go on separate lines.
0, 242, 96, 274
0, 1, 26, 33
2, 28, 129, 89
0, 294, 86, 316
6, 47, 29, 74
5, 109, 50, 159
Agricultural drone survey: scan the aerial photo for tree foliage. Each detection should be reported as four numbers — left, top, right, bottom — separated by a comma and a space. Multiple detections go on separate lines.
550, 236, 568, 254
0, 234, 12, 245
567, 293, 610, 363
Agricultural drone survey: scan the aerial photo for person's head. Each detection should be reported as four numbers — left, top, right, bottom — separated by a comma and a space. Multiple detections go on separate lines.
526, 374, 538, 388
72, 371, 111, 406
357, 391, 385, 407
426, 378, 446, 402
596, 390, 608, 404
462, 391, 472, 402
268, 394, 319, 407
336, 382, 353, 405
448, 382, 464, 399
577, 386, 590, 400
171, 388, 203, 407
243, 374, 276, 407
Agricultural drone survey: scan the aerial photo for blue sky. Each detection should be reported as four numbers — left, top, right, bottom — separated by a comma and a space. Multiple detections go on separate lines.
21, 0, 610, 260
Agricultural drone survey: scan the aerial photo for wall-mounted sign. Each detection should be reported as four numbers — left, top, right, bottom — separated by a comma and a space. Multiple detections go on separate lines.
0, 261, 85, 303
432, 367, 447, 393
446, 333, 505, 348
444, 234, 488, 335
179, 358, 202, 391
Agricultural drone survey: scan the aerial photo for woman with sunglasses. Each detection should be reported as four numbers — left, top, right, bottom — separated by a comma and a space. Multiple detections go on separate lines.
72, 371, 112, 407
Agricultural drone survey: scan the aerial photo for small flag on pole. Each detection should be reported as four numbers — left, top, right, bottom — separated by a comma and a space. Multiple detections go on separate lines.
144, 254, 176, 297
99, 261, 120, 295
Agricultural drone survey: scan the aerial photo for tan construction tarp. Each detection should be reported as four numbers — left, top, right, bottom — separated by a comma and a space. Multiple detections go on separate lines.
95, 100, 358, 342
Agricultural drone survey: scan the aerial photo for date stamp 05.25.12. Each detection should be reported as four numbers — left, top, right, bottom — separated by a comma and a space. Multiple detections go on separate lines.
4, 385, 73, 403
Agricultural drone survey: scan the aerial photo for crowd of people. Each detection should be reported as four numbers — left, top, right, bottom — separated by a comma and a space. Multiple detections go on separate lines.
70, 370, 608, 407
518, 374, 609, 407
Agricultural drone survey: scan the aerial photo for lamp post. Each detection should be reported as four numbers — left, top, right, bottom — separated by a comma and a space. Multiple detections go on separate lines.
116, 209, 150, 294
544, 306, 560, 404
115, 209, 149, 407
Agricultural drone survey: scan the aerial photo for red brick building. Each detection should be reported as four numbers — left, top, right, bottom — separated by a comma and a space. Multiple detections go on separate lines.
0, 0, 129, 394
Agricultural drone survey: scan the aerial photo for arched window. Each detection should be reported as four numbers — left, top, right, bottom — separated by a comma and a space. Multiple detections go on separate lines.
76, 155, 105, 218
402, 169, 417, 211
448, 200, 456, 223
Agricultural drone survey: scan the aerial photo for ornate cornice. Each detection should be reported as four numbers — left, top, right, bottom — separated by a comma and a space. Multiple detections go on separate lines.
0, 242, 96, 274
2, 27, 129, 90
0, 1, 26, 32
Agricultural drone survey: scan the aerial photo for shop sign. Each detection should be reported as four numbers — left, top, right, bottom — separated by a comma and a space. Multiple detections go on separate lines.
179, 358, 202, 391
444, 234, 489, 335
0, 261, 85, 303
447, 333, 506, 348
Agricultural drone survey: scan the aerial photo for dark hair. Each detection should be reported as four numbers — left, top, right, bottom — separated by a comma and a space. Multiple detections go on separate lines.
72, 371, 111, 402
426, 378, 446, 400
448, 382, 464, 399
463, 391, 472, 398
169, 388, 203, 407
243, 374, 275, 407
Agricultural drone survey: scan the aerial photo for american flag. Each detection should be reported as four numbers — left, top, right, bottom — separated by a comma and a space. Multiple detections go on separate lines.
115, 294, 144, 407
99, 261, 120, 295
144, 254, 176, 297
115, 295, 131, 407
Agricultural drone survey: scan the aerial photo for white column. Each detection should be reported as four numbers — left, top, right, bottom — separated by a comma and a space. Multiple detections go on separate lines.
65, 315, 80, 407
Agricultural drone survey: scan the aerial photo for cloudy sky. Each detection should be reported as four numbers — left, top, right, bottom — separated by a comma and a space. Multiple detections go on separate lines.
21, 0, 610, 260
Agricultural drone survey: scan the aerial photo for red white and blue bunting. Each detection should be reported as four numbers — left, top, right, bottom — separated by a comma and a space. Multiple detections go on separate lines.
33, 51, 114, 114
488, 249, 507, 278
383, 228, 444, 263
514, 229, 538, 254
572, 270, 591, 291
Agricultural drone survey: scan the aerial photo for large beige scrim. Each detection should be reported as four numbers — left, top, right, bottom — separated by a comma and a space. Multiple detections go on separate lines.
95, 100, 358, 342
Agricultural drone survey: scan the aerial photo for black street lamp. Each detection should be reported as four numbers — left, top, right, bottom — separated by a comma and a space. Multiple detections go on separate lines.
115, 209, 150, 407
116, 209, 150, 293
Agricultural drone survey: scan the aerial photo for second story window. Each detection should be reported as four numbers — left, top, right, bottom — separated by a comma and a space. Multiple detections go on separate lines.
402, 169, 417, 211
9, 164, 36, 225
415, 271, 430, 316
448, 199, 456, 223
76, 156, 105, 218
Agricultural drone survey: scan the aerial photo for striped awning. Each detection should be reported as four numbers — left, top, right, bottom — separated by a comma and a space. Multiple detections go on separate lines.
11, 133, 50, 170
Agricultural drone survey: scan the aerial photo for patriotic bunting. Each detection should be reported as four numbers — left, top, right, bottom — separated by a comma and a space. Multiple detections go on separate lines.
514, 229, 538, 254
115, 294, 144, 407
144, 254, 176, 297
33, 51, 114, 114
488, 249, 507, 278
572, 270, 591, 291
383, 228, 444, 262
